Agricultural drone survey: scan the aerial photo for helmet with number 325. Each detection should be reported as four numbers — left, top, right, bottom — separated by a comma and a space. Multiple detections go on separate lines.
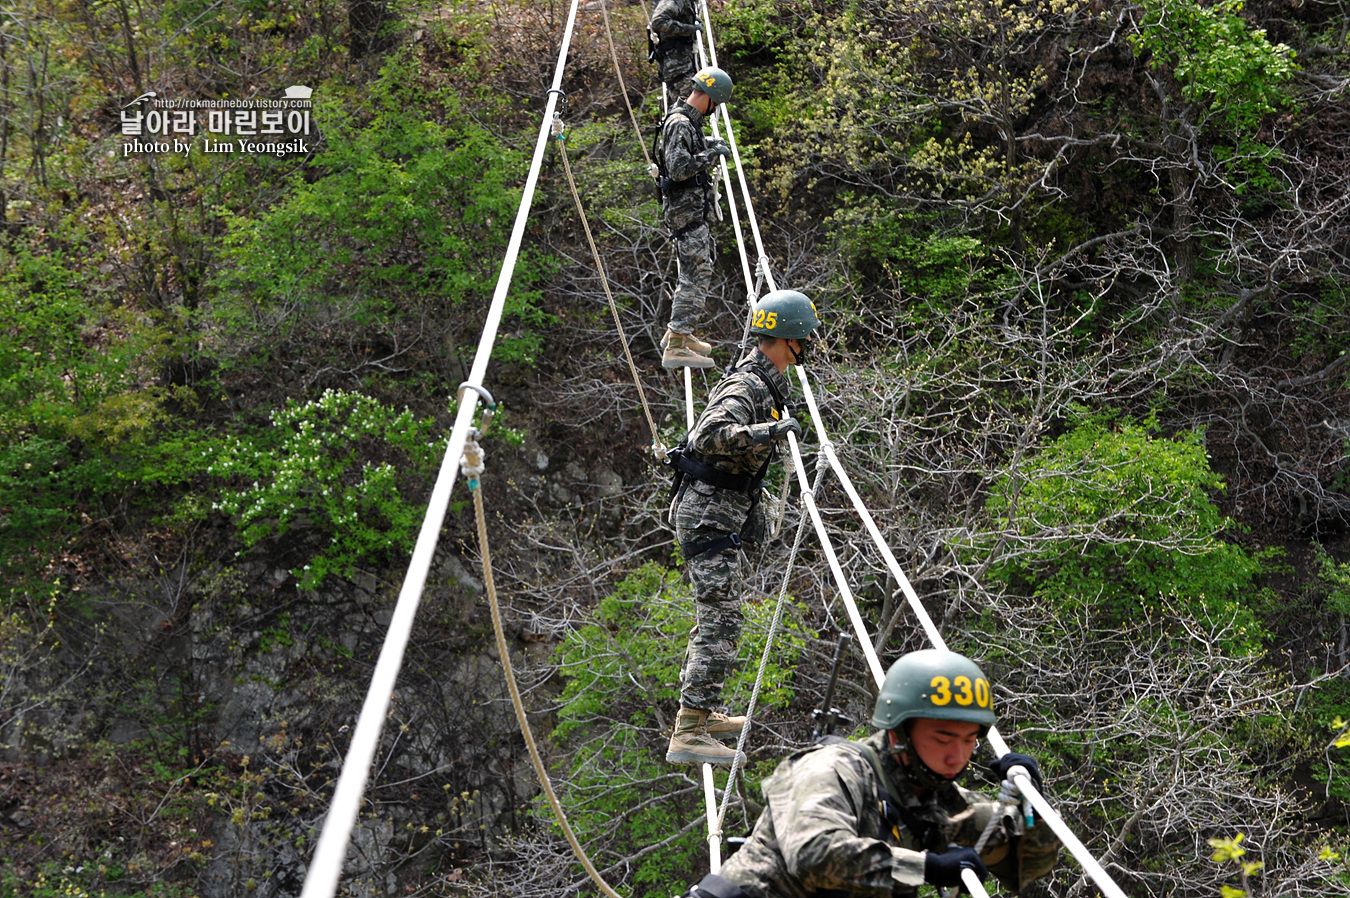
870, 648, 996, 734
748, 290, 821, 340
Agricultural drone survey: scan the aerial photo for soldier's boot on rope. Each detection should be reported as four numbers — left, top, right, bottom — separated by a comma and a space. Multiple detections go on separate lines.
666, 707, 747, 765
660, 327, 712, 355
704, 710, 746, 743
662, 331, 715, 369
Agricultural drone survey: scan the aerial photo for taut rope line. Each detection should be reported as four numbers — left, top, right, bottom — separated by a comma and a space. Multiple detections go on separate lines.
296, 0, 586, 891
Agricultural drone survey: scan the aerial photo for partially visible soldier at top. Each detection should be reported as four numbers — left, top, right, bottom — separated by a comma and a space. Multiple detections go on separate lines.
679, 649, 1062, 898
649, 0, 701, 102
665, 290, 819, 765
655, 66, 733, 369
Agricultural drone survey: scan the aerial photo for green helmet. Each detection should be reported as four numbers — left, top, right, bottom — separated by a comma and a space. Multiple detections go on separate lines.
870, 649, 996, 733
748, 290, 821, 340
692, 66, 734, 105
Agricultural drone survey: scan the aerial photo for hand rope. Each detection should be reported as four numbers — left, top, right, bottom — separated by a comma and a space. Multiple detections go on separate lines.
597, 0, 654, 171
552, 113, 667, 459
462, 427, 624, 898
940, 779, 1026, 898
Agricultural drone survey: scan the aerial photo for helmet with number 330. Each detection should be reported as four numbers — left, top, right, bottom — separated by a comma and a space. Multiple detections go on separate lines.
871, 648, 997, 734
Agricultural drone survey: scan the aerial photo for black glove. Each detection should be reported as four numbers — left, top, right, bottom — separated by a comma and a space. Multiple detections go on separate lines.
990, 752, 1043, 793
698, 145, 732, 165
923, 846, 989, 891
751, 415, 801, 444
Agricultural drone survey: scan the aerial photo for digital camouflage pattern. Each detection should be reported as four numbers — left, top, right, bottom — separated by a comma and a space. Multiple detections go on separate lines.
674, 349, 791, 710
718, 730, 1061, 898
660, 101, 717, 334
669, 222, 714, 336
660, 102, 713, 232
650, 0, 699, 99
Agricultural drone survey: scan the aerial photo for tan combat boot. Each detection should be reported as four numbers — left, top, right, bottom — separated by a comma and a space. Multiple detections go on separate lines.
666, 707, 747, 766
704, 710, 747, 743
661, 331, 715, 369
661, 327, 712, 355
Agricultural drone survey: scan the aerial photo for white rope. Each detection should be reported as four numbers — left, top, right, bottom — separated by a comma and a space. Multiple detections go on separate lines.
703, 763, 723, 872
296, 0, 585, 892
714, 450, 830, 831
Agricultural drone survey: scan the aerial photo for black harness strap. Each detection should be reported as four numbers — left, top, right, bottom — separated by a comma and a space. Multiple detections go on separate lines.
682, 531, 741, 561
856, 743, 947, 852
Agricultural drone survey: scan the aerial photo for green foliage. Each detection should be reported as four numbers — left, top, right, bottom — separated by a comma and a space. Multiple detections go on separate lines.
718, 0, 789, 54
1131, 0, 1297, 131
209, 49, 553, 368
1311, 544, 1350, 617
1208, 833, 1264, 898
987, 411, 1264, 644
0, 246, 214, 590
551, 563, 808, 887
828, 200, 989, 311
208, 389, 441, 589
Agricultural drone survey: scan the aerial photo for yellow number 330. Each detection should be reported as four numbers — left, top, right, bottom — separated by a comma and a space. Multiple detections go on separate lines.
928, 675, 991, 708
752, 310, 777, 329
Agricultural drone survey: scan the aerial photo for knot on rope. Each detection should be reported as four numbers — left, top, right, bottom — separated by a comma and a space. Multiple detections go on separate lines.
461, 429, 486, 490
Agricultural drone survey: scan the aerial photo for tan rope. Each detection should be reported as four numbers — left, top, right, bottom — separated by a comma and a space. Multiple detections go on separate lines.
597, 0, 654, 171
462, 432, 624, 898
552, 118, 667, 458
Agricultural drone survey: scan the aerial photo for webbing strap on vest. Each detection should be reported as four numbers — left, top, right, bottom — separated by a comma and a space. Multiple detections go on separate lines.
853, 742, 946, 852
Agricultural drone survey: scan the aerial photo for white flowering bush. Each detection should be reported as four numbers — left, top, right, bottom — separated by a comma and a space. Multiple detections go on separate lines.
209, 390, 441, 589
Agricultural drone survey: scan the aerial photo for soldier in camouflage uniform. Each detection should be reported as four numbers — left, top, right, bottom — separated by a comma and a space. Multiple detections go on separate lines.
682, 650, 1061, 897
656, 66, 733, 368
666, 290, 821, 765
649, 0, 700, 102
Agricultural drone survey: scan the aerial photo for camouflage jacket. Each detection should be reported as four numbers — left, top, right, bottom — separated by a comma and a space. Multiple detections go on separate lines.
660, 101, 712, 231
718, 731, 1061, 897
673, 350, 790, 543
651, 0, 698, 44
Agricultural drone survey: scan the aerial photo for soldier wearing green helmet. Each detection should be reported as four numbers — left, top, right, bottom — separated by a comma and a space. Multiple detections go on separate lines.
679, 649, 1061, 898
654, 65, 735, 368
665, 291, 819, 766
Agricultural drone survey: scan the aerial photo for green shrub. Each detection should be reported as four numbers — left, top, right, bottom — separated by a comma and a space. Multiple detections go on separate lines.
986, 411, 1264, 648
208, 389, 441, 589
209, 49, 554, 370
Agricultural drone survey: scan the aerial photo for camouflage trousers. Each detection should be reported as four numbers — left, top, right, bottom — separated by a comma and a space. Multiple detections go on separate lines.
659, 48, 697, 104
676, 524, 745, 710
668, 221, 714, 336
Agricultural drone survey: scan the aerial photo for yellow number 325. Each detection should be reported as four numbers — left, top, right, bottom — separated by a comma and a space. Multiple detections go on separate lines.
752, 310, 777, 329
